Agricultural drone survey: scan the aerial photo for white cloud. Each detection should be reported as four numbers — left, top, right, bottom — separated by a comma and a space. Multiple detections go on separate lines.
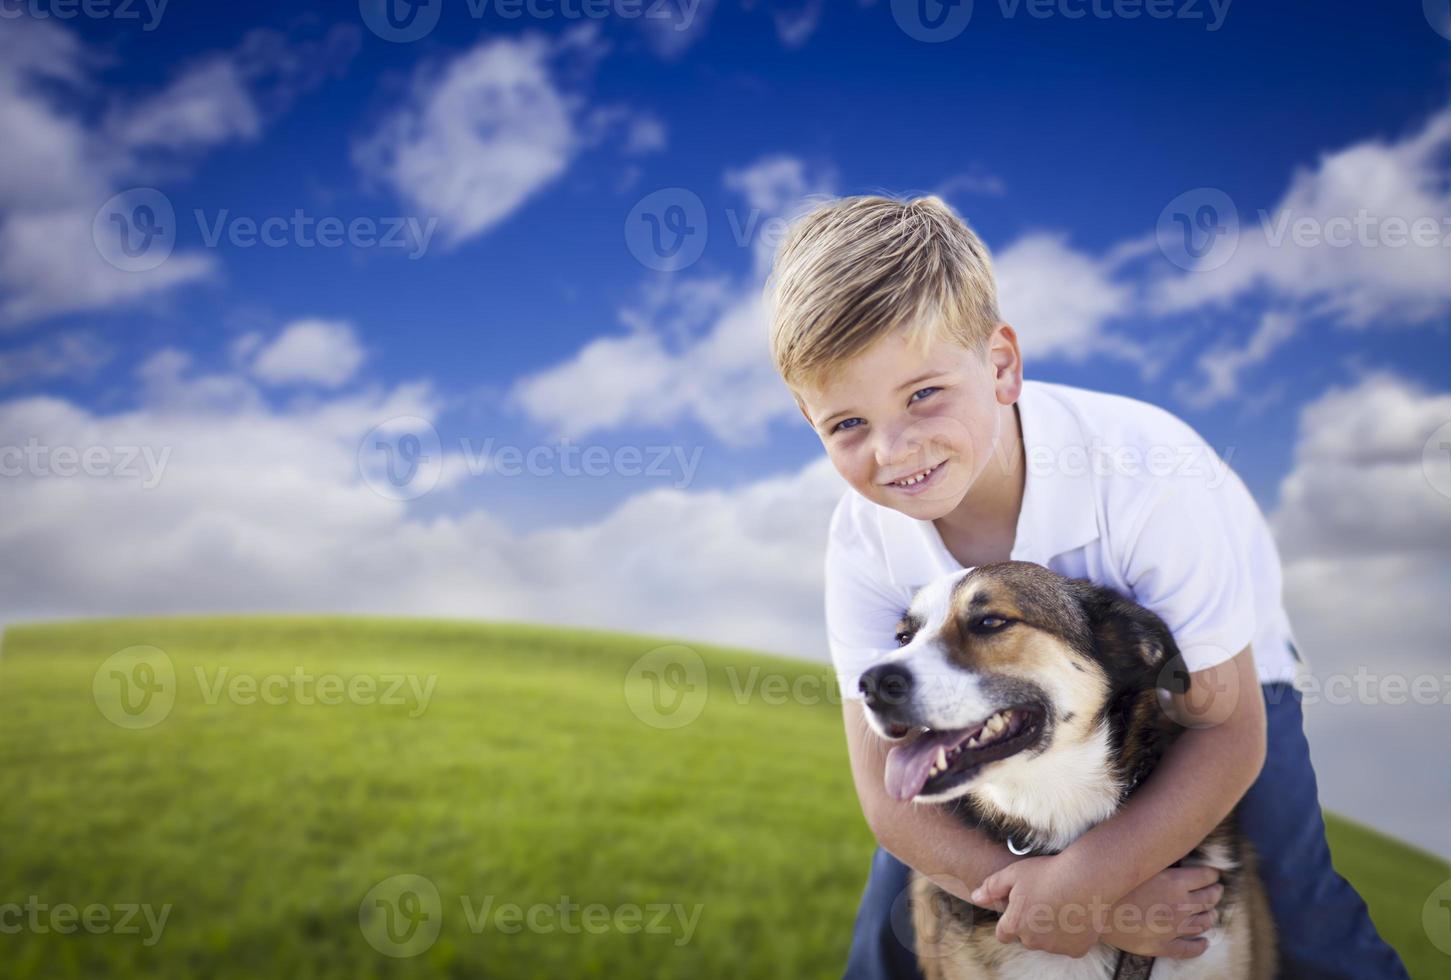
0, 21, 103, 213
354, 31, 590, 248
934, 170, 1007, 199
635, 0, 720, 59
1174, 311, 1297, 409
1152, 98, 1451, 328
0, 20, 357, 328
510, 155, 835, 445
247, 319, 367, 389
993, 233, 1141, 365
0, 331, 113, 388
753, 0, 825, 46
1269, 371, 1451, 858
623, 112, 668, 156
0, 206, 218, 325
109, 58, 263, 152
0, 352, 846, 665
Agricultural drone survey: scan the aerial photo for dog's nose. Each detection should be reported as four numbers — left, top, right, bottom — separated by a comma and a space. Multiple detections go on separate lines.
859, 663, 914, 714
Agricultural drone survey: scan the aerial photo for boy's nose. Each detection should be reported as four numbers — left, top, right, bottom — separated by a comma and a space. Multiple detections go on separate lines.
872, 425, 919, 470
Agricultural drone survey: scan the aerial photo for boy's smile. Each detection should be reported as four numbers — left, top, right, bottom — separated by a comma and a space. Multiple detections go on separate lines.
795, 322, 1025, 534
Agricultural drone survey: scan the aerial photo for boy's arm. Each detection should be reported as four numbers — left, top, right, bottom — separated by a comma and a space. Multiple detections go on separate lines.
1066, 642, 1267, 897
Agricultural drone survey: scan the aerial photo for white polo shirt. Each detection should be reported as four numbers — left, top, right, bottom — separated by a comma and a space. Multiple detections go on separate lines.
824, 379, 1302, 701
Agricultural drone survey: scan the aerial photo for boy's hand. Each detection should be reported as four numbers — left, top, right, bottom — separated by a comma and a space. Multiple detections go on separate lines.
970, 855, 1224, 959
970, 853, 1112, 958
1099, 865, 1223, 959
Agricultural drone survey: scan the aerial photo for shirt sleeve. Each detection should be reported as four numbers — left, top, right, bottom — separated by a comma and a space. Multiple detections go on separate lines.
823, 495, 911, 701
1119, 469, 1258, 674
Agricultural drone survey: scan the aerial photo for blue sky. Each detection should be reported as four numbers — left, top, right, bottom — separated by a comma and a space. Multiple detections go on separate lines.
1, 2, 1449, 854
13, 0, 1450, 516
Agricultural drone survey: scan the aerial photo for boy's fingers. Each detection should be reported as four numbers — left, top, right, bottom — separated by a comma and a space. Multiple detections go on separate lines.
994, 902, 1021, 945
971, 868, 1016, 906
1186, 883, 1224, 912
1179, 911, 1216, 936
1161, 937, 1209, 959
1170, 866, 1220, 892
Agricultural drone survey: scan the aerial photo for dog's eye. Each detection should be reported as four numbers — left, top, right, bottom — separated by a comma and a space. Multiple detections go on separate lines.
894, 630, 913, 647
972, 615, 1011, 632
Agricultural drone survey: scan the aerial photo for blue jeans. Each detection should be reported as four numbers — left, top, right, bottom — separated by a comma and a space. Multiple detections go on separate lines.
843, 682, 1410, 979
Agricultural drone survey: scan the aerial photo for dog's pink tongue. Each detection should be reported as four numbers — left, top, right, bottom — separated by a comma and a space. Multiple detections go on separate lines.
884, 735, 945, 801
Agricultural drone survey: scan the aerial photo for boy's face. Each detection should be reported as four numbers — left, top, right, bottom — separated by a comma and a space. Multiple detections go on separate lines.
796, 323, 1022, 521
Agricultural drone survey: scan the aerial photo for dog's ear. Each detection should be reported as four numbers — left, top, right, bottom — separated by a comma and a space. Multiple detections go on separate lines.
1067, 580, 1186, 692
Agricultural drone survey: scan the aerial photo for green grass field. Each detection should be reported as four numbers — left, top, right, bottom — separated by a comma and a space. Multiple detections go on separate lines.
0, 616, 1445, 978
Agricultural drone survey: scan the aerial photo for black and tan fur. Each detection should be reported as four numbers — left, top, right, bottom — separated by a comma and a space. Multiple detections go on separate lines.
859, 561, 1276, 980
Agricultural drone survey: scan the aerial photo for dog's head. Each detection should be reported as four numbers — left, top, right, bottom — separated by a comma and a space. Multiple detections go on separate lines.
859, 560, 1181, 804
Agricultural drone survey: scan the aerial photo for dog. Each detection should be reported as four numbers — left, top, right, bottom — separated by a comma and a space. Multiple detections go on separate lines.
857, 560, 1276, 980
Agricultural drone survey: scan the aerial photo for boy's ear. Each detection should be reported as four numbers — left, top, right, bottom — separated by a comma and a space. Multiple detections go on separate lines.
989, 322, 1024, 405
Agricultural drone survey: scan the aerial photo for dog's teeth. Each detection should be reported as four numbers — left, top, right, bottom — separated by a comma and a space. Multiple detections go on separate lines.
985, 713, 1006, 735
936, 747, 948, 770
966, 734, 980, 748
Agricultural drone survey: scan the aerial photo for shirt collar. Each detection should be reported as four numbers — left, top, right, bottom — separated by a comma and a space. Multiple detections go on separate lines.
877, 380, 1101, 589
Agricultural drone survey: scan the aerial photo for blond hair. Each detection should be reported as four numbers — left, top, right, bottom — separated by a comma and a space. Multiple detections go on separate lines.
765, 194, 1001, 393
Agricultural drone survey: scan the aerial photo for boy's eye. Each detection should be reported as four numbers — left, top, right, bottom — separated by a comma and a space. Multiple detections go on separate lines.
909, 386, 941, 403
831, 417, 864, 434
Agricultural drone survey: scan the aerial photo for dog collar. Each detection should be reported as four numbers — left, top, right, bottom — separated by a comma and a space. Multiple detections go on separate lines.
1003, 771, 1144, 858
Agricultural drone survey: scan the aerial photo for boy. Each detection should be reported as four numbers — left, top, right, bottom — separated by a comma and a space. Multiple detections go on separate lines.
765, 194, 1408, 979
